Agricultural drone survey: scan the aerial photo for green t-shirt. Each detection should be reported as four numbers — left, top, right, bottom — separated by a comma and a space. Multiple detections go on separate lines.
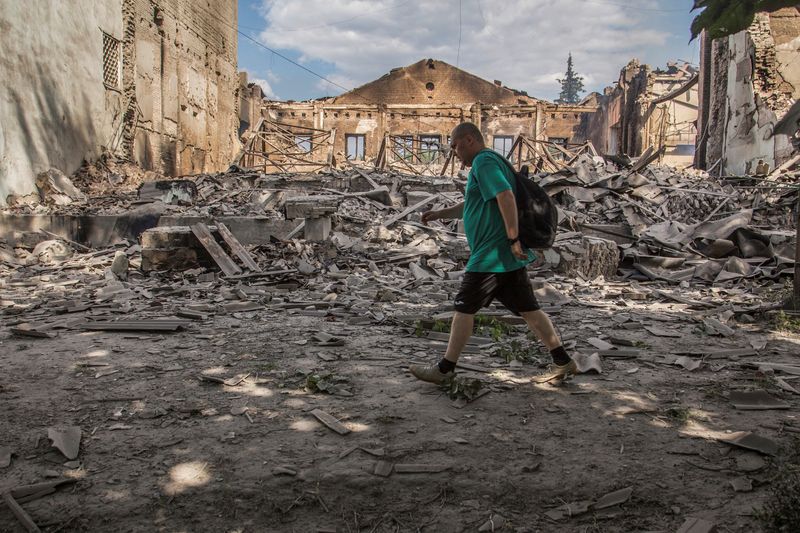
463, 149, 535, 273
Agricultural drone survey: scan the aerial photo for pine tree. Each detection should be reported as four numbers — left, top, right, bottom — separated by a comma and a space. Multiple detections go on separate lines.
556, 53, 585, 105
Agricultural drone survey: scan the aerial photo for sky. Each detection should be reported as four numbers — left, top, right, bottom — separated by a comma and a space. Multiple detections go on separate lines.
237, 0, 701, 103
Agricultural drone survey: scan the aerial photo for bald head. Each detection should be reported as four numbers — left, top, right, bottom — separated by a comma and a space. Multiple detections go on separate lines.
450, 122, 485, 166
451, 122, 484, 145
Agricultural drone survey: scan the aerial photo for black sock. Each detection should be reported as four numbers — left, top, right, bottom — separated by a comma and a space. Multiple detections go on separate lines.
550, 346, 571, 366
438, 358, 456, 373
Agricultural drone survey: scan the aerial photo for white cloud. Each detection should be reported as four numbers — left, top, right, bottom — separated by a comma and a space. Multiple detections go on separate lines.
252, 76, 280, 99
255, 0, 675, 100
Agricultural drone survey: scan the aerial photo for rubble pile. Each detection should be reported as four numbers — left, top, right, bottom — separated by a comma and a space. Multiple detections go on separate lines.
1, 152, 797, 296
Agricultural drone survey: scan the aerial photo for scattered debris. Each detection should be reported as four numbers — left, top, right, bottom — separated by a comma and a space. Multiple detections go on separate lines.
310, 409, 351, 435
47, 426, 81, 460
729, 390, 790, 410
676, 517, 716, 533
719, 432, 779, 456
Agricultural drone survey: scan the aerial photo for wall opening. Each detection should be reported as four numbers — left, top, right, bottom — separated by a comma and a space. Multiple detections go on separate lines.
102, 31, 122, 91
346, 134, 365, 160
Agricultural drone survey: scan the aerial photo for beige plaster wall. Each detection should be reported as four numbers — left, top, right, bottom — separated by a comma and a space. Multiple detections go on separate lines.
0, 0, 124, 205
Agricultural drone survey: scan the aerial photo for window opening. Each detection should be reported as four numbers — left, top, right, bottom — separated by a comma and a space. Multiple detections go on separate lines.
346, 134, 366, 160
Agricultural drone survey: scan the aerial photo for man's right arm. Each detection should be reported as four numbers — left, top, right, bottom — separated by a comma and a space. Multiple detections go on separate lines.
422, 202, 464, 223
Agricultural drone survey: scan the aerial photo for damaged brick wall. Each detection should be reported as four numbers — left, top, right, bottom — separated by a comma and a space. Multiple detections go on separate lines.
249, 59, 596, 167
543, 104, 597, 146
262, 101, 542, 167
585, 60, 699, 165
699, 8, 799, 175
123, 0, 240, 177
584, 60, 649, 157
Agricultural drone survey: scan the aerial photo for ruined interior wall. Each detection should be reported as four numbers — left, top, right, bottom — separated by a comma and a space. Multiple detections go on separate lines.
238, 73, 264, 136
0, 0, 124, 205
645, 77, 699, 166
543, 105, 597, 145
703, 9, 799, 175
704, 38, 729, 169
584, 88, 620, 155
718, 12, 797, 175
129, 0, 239, 176
622, 63, 651, 157
583, 61, 647, 157
261, 102, 543, 166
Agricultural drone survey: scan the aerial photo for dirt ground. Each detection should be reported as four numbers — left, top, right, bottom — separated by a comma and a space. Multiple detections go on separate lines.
2, 269, 800, 532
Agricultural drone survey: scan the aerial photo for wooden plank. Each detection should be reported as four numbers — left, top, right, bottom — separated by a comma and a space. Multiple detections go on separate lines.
348, 161, 380, 189
3, 492, 40, 533
383, 194, 439, 227
190, 223, 242, 276
393, 464, 450, 473
78, 320, 190, 331
216, 222, 261, 272
311, 409, 351, 435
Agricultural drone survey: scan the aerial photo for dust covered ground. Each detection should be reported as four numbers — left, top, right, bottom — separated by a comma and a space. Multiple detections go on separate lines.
2, 265, 800, 532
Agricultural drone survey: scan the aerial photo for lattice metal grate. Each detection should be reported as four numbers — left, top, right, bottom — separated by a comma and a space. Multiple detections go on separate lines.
102, 31, 121, 90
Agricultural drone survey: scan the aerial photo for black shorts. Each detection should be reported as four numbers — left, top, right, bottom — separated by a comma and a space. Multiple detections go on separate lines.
453, 268, 541, 315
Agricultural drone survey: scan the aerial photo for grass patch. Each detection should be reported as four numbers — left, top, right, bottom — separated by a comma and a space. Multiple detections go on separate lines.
414, 314, 512, 341
414, 318, 450, 337
774, 311, 800, 334
664, 406, 691, 424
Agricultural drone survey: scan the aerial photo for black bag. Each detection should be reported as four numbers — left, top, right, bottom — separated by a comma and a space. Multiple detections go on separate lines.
495, 156, 558, 249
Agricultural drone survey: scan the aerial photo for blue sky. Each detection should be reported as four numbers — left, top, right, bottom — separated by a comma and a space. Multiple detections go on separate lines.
238, 0, 701, 102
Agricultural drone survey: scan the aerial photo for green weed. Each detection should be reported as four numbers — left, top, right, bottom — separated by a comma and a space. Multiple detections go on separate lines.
754, 438, 800, 532
774, 311, 800, 334
474, 314, 513, 341
440, 375, 483, 401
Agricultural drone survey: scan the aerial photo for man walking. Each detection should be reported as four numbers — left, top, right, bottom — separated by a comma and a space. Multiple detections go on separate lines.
409, 122, 575, 385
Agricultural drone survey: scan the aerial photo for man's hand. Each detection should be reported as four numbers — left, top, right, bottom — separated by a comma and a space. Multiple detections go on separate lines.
421, 210, 439, 224
511, 240, 527, 260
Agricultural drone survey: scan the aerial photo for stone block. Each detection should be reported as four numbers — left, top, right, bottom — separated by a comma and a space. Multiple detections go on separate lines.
555, 236, 619, 279
285, 197, 338, 219
405, 191, 435, 210
141, 226, 201, 249
141, 248, 199, 272
305, 217, 332, 241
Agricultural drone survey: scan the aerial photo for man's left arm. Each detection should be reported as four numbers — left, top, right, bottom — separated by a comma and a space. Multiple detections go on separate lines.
495, 190, 527, 260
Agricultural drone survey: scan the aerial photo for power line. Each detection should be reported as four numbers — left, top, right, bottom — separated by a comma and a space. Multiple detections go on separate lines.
475, 0, 487, 27
580, 0, 687, 13
240, 0, 414, 33
237, 30, 351, 94
456, 0, 463, 67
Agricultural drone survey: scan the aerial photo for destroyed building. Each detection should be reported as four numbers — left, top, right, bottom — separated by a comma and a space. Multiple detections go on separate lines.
586, 60, 700, 168
0, 0, 240, 206
696, 7, 800, 175
2, 5, 800, 532
238, 59, 597, 175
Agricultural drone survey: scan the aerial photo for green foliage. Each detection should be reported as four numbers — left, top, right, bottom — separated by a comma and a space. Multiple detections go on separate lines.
491, 339, 538, 363
305, 373, 347, 394
440, 375, 484, 401
665, 406, 691, 424
774, 311, 800, 334
414, 318, 451, 337
473, 314, 513, 341
690, 0, 798, 41
754, 438, 800, 532
556, 53, 585, 105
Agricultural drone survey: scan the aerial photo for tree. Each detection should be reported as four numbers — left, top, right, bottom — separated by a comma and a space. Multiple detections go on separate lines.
690, 0, 798, 40
556, 54, 585, 105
